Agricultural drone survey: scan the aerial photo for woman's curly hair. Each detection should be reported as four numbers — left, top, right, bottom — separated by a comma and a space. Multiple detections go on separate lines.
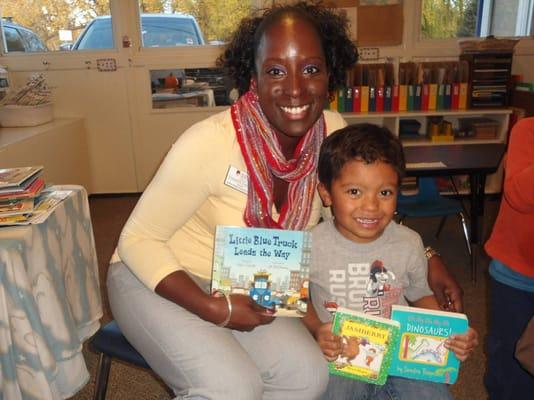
217, 1, 358, 96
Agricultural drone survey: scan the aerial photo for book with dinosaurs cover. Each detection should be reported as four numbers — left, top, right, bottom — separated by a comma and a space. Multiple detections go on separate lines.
389, 304, 468, 384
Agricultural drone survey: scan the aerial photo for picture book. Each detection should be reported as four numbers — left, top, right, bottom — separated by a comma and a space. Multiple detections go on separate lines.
329, 307, 400, 386
0, 197, 34, 216
389, 304, 468, 384
211, 225, 311, 317
0, 177, 45, 201
0, 190, 72, 226
0, 166, 43, 191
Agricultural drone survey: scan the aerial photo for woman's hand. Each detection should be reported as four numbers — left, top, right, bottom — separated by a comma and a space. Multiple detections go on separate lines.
427, 255, 464, 312
155, 271, 274, 331
444, 327, 479, 362
215, 294, 275, 331
315, 323, 342, 361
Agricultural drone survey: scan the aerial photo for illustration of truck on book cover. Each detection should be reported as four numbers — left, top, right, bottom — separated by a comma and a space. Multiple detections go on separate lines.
211, 225, 311, 317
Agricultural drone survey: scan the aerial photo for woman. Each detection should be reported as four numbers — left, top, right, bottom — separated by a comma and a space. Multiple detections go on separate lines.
107, 2, 462, 399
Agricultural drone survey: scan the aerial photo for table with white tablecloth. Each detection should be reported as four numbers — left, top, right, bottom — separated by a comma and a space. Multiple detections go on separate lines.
0, 185, 102, 399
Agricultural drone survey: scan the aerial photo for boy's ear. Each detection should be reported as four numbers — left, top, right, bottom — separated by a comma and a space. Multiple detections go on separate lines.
318, 182, 332, 207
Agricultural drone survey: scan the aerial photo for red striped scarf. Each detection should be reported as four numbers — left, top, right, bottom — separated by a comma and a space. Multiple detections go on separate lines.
231, 88, 325, 230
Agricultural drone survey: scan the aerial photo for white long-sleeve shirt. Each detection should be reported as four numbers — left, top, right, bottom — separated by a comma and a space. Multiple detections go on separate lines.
114, 108, 346, 290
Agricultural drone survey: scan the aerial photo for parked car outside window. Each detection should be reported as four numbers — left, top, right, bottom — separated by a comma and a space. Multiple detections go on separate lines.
1, 20, 47, 53
69, 13, 205, 50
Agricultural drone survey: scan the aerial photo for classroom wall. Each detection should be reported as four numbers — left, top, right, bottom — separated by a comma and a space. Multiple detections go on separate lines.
1, 0, 533, 194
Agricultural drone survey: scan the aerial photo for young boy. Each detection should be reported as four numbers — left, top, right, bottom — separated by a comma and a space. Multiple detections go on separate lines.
303, 123, 478, 400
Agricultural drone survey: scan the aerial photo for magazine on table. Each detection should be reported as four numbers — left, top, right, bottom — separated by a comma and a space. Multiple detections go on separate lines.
0, 166, 43, 192
0, 189, 72, 226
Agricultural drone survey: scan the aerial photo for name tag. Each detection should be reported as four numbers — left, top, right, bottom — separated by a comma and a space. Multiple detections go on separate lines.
224, 165, 248, 194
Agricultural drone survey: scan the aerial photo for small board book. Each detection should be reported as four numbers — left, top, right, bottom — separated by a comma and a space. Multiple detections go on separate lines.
329, 307, 400, 385
389, 304, 468, 384
0, 166, 43, 191
0, 177, 45, 201
0, 197, 34, 217
0, 190, 72, 226
211, 225, 311, 317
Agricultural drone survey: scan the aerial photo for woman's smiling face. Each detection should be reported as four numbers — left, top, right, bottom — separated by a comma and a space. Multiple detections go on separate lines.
253, 16, 329, 144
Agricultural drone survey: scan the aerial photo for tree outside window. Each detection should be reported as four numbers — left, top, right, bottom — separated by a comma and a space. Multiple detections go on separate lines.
421, 0, 534, 39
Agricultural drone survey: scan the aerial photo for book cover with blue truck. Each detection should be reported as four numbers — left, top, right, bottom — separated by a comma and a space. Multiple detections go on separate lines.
211, 225, 311, 317
389, 304, 469, 384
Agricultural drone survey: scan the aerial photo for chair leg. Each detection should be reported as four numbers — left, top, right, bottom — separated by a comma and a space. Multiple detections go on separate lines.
458, 212, 476, 283
458, 212, 472, 256
436, 216, 448, 238
94, 353, 112, 400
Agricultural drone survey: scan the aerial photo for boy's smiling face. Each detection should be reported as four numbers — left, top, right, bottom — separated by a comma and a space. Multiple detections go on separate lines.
318, 159, 399, 244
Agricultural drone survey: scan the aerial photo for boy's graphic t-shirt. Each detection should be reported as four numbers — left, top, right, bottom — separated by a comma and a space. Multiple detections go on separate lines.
310, 218, 433, 323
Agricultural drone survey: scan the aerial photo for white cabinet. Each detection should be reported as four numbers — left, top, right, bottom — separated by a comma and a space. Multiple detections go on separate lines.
0, 118, 92, 192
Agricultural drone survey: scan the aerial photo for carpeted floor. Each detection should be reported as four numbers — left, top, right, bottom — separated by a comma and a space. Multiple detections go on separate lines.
71, 193, 501, 399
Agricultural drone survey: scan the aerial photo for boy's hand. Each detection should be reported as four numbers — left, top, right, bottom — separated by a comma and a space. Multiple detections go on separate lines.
444, 326, 479, 361
315, 323, 342, 361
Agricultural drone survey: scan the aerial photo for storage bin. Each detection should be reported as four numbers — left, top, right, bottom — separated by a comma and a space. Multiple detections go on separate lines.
458, 117, 498, 139
0, 103, 53, 127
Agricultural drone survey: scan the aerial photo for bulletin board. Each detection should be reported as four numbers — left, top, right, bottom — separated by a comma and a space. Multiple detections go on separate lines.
331, 0, 404, 46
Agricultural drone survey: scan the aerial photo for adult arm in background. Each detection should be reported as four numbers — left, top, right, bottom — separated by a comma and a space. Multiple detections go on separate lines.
427, 254, 463, 312
117, 116, 273, 331
503, 118, 534, 213
412, 294, 478, 360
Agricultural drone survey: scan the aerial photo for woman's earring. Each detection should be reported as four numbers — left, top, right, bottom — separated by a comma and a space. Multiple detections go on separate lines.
250, 78, 257, 92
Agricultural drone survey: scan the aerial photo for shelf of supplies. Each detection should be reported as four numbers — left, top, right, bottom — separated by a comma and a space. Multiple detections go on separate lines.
340, 108, 512, 118
341, 108, 511, 194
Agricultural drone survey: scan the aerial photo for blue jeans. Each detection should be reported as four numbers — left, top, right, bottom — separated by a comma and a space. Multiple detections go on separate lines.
322, 374, 452, 400
485, 276, 534, 400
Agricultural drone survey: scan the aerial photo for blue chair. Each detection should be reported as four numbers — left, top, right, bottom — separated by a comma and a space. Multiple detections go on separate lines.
89, 320, 151, 400
396, 177, 474, 280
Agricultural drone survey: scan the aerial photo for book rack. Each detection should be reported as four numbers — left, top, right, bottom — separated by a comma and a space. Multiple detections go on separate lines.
460, 52, 513, 109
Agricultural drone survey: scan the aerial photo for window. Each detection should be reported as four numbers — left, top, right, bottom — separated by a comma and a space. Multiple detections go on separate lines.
72, 18, 114, 50
139, 0, 252, 47
0, 1, 253, 52
1, 20, 49, 53
151, 68, 234, 109
0, 0, 111, 52
421, 0, 534, 39
19, 28, 48, 52
141, 14, 205, 47
3, 26, 26, 52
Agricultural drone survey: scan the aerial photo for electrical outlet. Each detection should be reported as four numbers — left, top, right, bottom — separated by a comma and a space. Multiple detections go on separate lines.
96, 58, 117, 72
359, 47, 379, 61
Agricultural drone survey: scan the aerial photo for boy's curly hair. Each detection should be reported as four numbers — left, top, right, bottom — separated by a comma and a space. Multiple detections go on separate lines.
318, 123, 406, 190
217, 1, 358, 96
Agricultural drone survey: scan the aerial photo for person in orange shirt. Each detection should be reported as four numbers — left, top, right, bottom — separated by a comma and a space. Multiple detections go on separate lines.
484, 117, 534, 399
